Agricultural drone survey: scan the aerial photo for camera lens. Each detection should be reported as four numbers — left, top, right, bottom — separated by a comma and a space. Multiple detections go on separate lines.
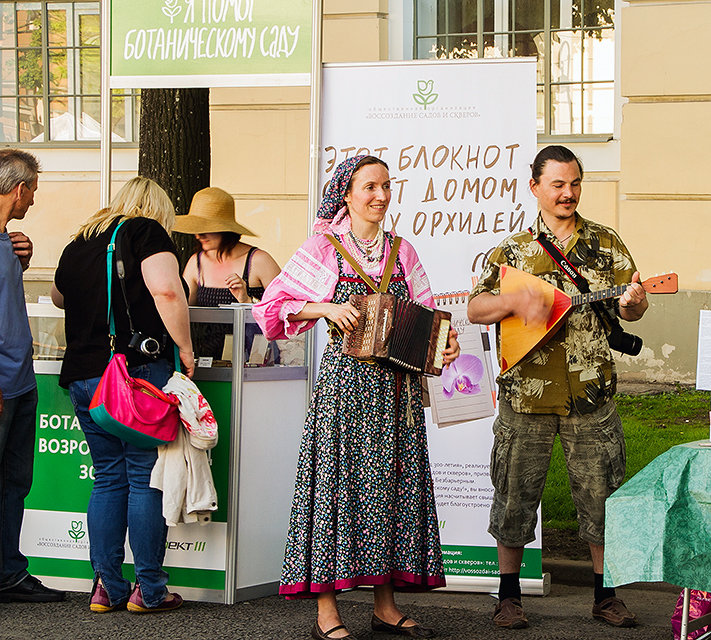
619, 332, 643, 357
607, 328, 643, 356
140, 337, 161, 355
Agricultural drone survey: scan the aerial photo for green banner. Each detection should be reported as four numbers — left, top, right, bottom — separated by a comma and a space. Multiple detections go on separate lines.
442, 545, 543, 580
29, 377, 93, 512
27, 377, 231, 522
28, 557, 226, 590
24, 375, 234, 592
110, 0, 312, 87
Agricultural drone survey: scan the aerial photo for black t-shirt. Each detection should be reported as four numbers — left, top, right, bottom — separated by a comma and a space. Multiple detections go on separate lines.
55, 217, 181, 388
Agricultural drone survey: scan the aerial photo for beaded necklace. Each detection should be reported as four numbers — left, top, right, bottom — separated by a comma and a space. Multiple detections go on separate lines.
343, 228, 385, 270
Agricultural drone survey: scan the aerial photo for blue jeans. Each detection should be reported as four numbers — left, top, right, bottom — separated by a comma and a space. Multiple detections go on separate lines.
0, 387, 37, 589
69, 359, 173, 607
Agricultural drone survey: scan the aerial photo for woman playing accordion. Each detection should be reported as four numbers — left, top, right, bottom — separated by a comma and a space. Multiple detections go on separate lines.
253, 155, 459, 640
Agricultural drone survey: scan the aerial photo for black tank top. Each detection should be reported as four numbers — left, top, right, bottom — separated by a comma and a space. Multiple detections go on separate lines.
195, 246, 265, 305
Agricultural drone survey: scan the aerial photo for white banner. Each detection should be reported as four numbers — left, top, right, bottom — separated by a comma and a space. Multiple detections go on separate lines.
320, 59, 537, 289
21, 510, 227, 572
319, 59, 541, 584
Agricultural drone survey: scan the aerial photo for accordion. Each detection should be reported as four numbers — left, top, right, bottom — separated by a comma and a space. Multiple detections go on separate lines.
343, 293, 452, 376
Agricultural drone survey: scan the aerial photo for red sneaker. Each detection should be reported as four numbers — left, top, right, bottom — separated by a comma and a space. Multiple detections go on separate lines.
126, 584, 183, 614
89, 580, 125, 613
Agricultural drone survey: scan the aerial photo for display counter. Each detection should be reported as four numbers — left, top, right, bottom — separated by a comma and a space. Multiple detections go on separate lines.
22, 303, 307, 604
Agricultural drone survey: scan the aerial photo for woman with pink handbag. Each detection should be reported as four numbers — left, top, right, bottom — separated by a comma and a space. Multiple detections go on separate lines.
50, 177, 194, 614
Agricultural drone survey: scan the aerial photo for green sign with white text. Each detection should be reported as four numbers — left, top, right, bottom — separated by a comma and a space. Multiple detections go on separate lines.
23, 375, 233, 595
110, 0, 312, 88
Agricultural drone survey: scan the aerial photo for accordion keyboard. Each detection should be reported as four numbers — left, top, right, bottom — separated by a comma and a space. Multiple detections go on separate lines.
362, 297, 378, 346
432, 318, 450, 371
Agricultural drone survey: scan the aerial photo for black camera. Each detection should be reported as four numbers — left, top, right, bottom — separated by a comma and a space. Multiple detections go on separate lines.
606, 323, 643, 357
593, 302, 643, 357
128, 332, 162, 357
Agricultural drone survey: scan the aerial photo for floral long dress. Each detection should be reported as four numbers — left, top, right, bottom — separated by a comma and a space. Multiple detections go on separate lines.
279, 235, 445, 599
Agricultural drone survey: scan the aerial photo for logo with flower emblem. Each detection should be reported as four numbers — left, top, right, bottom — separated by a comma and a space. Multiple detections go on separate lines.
367, 78, 479, 121
162, 0, 182, 24
68, 520, 85, 541
413, 80, 439, 110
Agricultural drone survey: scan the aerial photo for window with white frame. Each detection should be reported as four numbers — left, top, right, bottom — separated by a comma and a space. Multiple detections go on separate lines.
413, 0, 615, 137
0, 1, 138, 144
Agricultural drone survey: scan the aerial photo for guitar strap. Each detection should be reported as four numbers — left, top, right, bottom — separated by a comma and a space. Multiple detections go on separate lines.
528, 228, 590, 294
529, 228, 617, 330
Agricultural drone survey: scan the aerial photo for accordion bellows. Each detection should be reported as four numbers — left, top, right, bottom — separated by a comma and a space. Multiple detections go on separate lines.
343, 293, 451, 376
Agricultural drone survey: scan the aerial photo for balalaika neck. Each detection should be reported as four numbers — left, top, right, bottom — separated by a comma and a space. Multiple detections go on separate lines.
571, 284, 628, 307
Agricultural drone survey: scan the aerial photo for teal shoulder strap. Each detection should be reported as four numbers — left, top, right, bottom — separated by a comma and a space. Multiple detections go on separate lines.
106, 220, 127, 352
106, 220, 181, 371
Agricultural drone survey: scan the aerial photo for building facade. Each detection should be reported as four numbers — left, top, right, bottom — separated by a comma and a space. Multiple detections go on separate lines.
5, 0, 710, 383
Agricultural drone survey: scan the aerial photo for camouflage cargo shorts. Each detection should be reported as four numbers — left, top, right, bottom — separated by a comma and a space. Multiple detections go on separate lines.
488, 397, 625, 547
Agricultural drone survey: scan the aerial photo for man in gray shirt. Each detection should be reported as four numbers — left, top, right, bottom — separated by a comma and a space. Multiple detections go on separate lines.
0, 149, 64, 603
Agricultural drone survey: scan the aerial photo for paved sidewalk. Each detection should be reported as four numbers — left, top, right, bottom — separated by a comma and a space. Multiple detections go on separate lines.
0, 580, 680, 639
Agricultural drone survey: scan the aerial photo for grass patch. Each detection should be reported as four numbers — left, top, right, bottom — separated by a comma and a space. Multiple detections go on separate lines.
542, 389, 710, 529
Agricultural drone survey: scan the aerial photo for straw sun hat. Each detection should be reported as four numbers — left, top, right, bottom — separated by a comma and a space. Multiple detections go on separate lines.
172, 187, 257, 237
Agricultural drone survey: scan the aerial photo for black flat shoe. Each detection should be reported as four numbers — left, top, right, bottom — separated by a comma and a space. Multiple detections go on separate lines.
0, 575, 65, 603
371, 614, 435, 638
311, 622, 358, 640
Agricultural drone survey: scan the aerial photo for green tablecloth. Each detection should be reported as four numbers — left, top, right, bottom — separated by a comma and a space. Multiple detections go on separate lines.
604, 441, 711, 590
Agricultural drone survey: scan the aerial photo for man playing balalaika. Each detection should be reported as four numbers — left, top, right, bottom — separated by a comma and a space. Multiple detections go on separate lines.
467, 145, 648, 630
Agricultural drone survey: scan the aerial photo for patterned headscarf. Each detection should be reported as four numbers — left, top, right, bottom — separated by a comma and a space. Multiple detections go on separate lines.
312, 154, 367, 235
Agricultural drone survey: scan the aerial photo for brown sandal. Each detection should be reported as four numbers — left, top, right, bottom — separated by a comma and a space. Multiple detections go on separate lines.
371, 614, 435, 638
311, 622, 358, 640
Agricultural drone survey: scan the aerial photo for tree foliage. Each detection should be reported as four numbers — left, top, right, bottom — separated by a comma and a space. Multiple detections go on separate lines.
17, 14, 43, 93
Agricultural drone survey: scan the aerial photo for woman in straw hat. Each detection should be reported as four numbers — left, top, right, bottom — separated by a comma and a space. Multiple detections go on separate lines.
253, 156, 459, 640
174, 187, 280, 359
175, 187, 280, 306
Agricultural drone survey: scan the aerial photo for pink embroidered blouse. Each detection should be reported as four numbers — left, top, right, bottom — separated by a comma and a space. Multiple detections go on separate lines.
252, 234, 435, 341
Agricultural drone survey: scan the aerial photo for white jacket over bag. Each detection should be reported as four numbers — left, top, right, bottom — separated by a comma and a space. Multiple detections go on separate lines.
150, 372, 219, 526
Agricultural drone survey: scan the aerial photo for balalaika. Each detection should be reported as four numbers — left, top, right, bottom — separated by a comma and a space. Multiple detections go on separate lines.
343, 293, 452, 376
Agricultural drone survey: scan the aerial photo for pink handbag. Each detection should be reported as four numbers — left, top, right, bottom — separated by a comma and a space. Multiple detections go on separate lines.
89, 353, 180, 449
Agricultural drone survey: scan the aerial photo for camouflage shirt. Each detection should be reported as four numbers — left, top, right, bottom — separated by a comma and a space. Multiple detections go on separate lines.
471, 213, 636, 416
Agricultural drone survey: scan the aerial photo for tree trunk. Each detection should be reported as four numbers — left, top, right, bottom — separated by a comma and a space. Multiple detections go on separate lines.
138, 88, 211, 268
